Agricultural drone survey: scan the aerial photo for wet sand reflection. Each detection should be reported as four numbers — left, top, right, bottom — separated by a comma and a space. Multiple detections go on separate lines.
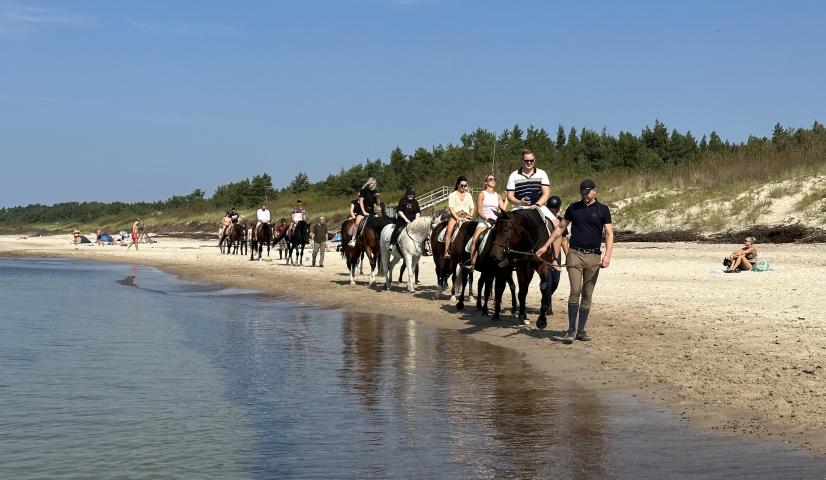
340, 312, 608, 478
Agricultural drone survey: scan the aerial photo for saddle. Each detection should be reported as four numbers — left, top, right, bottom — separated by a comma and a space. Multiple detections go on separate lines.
465, 226, 492, 254
518, 206, 558, 236
436, 218, 467, 243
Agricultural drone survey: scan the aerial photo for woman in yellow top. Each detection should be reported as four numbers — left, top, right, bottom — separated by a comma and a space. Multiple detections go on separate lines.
444, 176, 474, 259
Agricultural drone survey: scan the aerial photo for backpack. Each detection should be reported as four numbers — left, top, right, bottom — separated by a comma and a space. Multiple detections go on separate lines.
751, 259, 770, 272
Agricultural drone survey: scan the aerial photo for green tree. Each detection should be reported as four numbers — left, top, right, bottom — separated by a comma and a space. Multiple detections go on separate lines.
289, 172, 310, 194
556, 125, 566, 150
708, 131, 724, 152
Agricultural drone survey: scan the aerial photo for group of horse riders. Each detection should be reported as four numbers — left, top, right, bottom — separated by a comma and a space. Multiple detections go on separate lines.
219, 200, 308, 252
343, 148, 614, 344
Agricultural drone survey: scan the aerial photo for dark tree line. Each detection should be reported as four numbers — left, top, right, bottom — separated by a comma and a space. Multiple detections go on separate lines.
3, 120, 823, 226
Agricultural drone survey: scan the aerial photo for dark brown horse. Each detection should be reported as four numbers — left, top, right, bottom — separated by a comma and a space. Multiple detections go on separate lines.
285, 220, 310, 266
250, 222, 273, 261
361, 216, 393, 286
341, 218, 364, 285
486, 209, 555, 328
225, 223, 245, 255
430, 219, 477, 310
472, 226, 517, 316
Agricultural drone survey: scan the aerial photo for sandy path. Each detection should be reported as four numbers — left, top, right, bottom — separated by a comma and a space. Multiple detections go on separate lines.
2, 235, 825, 453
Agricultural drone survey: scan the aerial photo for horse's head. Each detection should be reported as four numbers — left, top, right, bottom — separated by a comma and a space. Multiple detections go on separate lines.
489, 211, 514, 267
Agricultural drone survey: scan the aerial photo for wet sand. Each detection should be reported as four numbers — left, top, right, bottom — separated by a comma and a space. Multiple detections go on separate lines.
2, 234, 825, 454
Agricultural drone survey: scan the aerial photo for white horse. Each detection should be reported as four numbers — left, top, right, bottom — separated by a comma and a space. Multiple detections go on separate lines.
379, 216, 433, 292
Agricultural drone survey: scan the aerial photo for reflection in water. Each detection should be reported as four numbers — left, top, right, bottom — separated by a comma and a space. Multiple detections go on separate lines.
340, 311, 610, 478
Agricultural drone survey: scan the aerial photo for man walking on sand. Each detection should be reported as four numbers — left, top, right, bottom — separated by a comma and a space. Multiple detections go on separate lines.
310, 216, 328, 267
127, 218, 141, 251
537, 179, 613, 344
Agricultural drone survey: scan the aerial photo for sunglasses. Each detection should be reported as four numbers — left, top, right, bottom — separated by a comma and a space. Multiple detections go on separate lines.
459, 184, 468, 188
486, 177, 496, 181
523, 159, 535, 163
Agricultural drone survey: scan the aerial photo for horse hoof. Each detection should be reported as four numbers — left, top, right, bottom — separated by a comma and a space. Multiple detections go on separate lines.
536, 317, 547, 330
456, 302, 464, 311
492, 314, 500, 322
518, 313, 528, 321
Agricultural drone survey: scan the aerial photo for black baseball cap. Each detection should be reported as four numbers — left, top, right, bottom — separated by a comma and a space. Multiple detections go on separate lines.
580, 179, 597, 195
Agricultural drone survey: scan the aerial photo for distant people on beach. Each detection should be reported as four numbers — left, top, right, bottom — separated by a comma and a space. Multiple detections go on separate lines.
310, 216, 328, 267
73, 227, 81, 247
95, 227, 102, 246
724, 236, 758, 272
127, 218, 141, 251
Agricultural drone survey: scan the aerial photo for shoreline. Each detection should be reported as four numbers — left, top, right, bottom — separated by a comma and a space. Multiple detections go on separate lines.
2, 235, 826, 455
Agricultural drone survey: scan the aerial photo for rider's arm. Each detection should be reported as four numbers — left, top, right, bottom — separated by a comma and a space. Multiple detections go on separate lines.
358, 197, 366, 215
506, 190, 522, 206
536, 185, 550, 207
601, 224, 614, 268
476, 191, 485, 219
537, 218, 569, 256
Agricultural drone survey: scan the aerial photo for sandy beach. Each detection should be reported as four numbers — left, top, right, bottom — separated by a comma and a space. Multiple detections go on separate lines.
3, 234, 825, 454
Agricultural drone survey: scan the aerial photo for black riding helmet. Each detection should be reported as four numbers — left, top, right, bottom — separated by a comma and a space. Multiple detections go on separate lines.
548, 196, 562, 209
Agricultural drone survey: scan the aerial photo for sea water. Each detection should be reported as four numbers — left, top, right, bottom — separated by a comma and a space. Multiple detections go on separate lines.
1, 257, 824, 479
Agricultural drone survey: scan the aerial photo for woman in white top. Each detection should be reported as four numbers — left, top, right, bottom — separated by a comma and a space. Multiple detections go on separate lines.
444, 176, 474, 259
469, 174, 507, 268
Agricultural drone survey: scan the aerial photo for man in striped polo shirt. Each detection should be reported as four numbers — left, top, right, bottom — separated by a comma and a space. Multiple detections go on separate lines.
506, 149, 557, 224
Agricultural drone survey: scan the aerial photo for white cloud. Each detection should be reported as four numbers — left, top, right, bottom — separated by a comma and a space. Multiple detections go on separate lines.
0, 1, 93, 37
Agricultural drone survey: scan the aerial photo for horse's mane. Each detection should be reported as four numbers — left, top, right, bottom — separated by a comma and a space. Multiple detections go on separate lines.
406, 215, 432, 237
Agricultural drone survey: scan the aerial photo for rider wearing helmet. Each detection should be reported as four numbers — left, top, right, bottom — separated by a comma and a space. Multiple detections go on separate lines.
388, 186, 421, 252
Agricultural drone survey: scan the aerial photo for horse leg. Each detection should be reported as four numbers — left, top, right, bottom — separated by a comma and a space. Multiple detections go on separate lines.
509, 276, 517, 315
249, 241, 255, 261
456, 264, 469, 311
382, 247, 392, 290
407, 254, 418, 293
492, 269, 508, 321
476, 273, 485, 311
517, 265, 533, 322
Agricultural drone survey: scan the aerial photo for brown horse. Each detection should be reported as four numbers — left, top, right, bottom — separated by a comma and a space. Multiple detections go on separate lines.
340, 218, 364, 285
225, 223, 245, 255
430, 219, 477, 310
486, 209, 555, 328
250, 222, 273, 261
472, 226, 517, 316
362, 216, 394, 286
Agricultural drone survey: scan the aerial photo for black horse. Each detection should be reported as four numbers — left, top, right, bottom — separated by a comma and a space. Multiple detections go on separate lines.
473, 227, 517, 316
486, 209, 554, 328
250, 222, 273, 261
285, 220, 310, 265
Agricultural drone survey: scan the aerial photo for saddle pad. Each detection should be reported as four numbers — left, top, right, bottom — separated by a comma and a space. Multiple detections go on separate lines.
437, 223, 463, 243
466, 227, 491, 253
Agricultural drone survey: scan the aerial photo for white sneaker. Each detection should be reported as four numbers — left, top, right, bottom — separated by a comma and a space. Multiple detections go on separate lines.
348, 239, 356, 247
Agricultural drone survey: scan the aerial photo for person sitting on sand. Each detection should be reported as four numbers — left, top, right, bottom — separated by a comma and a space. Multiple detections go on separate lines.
725, 236, 758, 273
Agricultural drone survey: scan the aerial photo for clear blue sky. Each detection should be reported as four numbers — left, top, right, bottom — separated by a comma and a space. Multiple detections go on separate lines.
2, 0, 824, 207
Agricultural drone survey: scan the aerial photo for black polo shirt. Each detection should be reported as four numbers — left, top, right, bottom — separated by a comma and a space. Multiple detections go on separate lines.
396, 198, 421, 221
563, 200, 612, 250
359, 188, 377, 214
